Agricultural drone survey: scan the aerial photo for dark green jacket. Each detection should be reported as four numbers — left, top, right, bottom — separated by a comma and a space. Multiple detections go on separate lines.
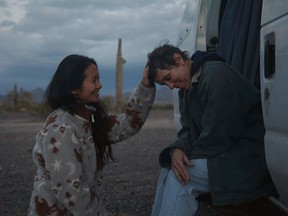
159, 61, 275, 205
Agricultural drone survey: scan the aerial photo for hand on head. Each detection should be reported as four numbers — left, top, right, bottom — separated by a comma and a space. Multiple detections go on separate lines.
141, 66, 154, 88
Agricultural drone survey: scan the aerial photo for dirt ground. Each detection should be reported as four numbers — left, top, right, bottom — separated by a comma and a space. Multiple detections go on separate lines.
0, 109, 287, 216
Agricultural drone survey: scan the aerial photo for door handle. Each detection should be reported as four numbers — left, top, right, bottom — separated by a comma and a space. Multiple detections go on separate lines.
264, 32, 275, 79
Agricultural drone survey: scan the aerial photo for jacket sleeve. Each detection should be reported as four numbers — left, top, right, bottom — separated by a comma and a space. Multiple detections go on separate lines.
107, 82, 156, 143
42, 123, 103, 215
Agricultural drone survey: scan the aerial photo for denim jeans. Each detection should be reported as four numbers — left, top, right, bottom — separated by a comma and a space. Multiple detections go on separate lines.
151, 159, 210, 216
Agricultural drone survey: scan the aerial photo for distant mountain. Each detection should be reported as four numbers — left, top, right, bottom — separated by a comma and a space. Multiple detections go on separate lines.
0, 86, 174, 105
123, 86, 173, 105
155, 86, 173, 104
0, 88, 45, 104
31, 88, 45, 103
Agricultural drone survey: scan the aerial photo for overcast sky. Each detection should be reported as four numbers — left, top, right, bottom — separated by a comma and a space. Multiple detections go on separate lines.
0, 0, 187, 96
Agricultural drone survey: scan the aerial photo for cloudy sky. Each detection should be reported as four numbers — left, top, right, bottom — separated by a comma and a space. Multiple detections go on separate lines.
0, 0, 187, 96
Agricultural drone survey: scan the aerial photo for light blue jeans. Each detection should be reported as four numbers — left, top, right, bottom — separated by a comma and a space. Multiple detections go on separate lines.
151, 159, 210, 216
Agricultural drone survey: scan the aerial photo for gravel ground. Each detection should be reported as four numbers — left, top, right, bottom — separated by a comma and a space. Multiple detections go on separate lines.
0, 109, 287, 216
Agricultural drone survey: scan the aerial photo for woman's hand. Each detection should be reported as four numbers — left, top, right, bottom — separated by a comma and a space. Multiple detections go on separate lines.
141, 66, 154, 88
171, 148, 194, 185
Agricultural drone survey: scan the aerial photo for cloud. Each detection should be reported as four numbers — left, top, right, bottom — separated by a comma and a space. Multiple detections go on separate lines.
0, 0, 186, 95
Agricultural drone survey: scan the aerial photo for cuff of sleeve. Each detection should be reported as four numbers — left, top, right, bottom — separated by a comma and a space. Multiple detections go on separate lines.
136, 82, 156, 102
139, 81, 156, 90
159, 147, 172, 169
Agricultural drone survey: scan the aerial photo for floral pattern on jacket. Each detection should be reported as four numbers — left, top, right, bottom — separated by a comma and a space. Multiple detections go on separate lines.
28, 82, 155, 216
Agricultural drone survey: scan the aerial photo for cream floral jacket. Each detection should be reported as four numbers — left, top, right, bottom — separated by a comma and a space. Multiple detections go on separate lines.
28, 83, 155, 216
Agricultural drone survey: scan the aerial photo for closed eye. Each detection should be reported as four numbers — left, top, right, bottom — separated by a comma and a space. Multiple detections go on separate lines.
164, 74, 171, 81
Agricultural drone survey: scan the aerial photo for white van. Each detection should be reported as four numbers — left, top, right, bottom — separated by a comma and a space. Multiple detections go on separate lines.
173, 0, 288, 212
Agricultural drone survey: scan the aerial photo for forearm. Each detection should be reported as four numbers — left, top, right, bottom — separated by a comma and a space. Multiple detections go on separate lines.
108, 82, 156, 143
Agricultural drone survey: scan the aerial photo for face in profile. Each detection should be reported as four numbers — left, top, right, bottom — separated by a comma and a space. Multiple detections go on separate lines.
71, 64, 102, 103
154, 65, 190, 90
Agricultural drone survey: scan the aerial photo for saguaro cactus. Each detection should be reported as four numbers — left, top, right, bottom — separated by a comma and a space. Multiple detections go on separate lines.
115, 38, 126, 112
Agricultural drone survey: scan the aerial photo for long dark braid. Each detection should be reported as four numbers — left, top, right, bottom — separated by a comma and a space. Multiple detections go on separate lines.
90, 101, 114, 170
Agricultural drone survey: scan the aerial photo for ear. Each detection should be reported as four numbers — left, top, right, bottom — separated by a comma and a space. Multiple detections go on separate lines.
173, 53, 184, 66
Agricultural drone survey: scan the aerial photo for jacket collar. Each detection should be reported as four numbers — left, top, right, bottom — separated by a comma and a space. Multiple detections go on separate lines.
190, 50, 226, 83
191, 68, 202, 83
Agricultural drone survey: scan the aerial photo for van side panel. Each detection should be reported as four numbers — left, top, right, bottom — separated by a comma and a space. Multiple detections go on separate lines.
261, 0, 288, 25
260, 13, 288, 209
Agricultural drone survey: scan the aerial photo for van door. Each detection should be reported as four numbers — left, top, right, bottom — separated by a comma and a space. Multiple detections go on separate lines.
260, 0, 288, 210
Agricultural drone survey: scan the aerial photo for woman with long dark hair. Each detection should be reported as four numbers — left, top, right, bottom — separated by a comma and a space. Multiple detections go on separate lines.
28, 54, 155, 215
